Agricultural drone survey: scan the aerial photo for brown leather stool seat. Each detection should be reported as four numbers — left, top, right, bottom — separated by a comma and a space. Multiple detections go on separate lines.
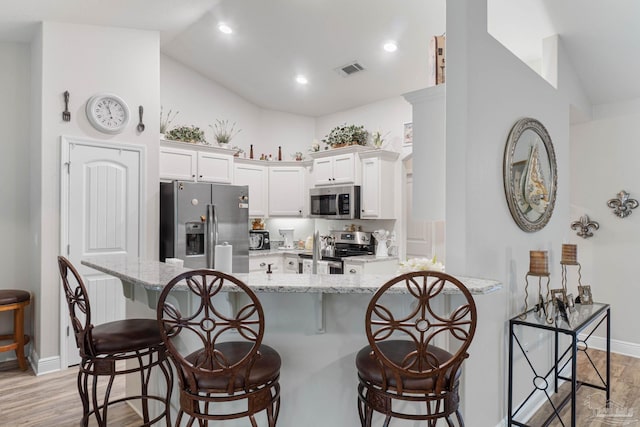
90, 319, 164, 354
184, 342, 281, 390
58, 256, 173, 427
0, 289, 31, 370
356, 340, 460, 391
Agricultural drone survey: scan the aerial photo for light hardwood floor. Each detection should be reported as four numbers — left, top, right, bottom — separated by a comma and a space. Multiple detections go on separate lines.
1, 350, 638, 426
0, 360, 141, 426
523, 349, 640, 426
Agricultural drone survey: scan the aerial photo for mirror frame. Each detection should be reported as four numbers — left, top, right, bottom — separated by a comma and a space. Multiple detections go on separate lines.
503, 117, 557, 232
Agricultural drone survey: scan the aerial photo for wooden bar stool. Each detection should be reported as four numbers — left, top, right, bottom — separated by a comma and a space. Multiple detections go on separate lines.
0, 289, 31, 370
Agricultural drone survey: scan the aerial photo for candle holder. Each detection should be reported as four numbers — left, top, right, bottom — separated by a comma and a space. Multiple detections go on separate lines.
560, 243, 582, 294
521, 251, 553, 323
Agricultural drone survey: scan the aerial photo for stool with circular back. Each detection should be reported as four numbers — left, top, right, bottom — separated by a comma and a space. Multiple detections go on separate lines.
157, 269, 281, 426
57, 256, 173, 426
356, 271, 477, 427
0, 289, 31, 370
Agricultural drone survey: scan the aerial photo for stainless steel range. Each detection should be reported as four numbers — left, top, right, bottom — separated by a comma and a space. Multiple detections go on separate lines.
298, 231, 374, 274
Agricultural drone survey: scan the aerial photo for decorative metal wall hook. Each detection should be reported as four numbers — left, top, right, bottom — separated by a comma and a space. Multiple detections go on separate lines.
570, 215, 599, 238
607, 190, 638, 218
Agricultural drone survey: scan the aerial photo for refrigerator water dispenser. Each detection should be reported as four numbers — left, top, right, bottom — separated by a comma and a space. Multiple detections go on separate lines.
185, 222, 205, 256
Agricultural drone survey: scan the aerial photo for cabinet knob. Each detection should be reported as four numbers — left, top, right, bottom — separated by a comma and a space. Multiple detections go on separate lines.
192, 174, 196, 178
260, 262, 266, 267
288, 261, 295, 266
199, 175, 203, 178
349, 269, 357, 274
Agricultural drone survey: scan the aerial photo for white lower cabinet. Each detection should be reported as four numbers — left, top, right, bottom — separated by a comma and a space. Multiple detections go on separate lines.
343, 259, 398, 275
234, 163, 268, 217
249, 255, 283, 273
343, 263, 364, 275
268, 166, 305, 217
283, 255, 299, 274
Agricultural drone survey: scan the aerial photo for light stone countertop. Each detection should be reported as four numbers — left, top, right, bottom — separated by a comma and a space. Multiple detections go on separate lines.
82, 255, 502, 295
341, 255, 399, 265
249, 249, 398, 265
249, 249, 302, 257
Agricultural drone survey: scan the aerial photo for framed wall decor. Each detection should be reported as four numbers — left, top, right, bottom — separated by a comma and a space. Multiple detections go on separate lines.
503, 117, 557, 232
403, 122, 413, 145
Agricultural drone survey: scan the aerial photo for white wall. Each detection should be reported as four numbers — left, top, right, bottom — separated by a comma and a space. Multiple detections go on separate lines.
571, 108, 640, 353
315, 96, 411, 152
33, 22, 160, 370
160, 54, 315, 159
0, 41, 33, 363
445, 1, 588, 424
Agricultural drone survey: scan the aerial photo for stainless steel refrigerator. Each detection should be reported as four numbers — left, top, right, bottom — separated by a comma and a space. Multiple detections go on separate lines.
160, 181, 249, 272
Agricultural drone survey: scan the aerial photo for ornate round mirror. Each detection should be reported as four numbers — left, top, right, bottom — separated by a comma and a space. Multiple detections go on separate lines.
503, 118, 557, 232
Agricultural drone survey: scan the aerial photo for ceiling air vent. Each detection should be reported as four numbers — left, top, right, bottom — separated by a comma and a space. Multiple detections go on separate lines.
335, 61, 366, 77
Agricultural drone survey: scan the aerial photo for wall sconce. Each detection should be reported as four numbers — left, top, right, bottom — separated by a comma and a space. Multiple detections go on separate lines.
570, 215, 599, 238
607, 190, 638, 218
521, 250, 553, 323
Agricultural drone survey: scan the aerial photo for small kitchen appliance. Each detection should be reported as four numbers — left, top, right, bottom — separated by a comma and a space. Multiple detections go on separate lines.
279, 228, 295, 249
249, 230, 271, 250
309, 185, 361, 219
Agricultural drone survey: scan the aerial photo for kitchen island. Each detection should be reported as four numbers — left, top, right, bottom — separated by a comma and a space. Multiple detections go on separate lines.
82, 255, 502, 426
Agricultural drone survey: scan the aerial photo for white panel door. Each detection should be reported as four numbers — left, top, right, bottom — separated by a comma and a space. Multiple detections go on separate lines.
63, 139, 142, 366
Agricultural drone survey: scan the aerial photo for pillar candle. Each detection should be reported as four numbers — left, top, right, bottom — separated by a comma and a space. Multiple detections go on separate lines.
561, 244, 578, 265
529, 250, 549, 275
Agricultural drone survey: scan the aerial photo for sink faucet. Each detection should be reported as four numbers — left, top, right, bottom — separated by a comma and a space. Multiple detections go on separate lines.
312, 230, 320, 274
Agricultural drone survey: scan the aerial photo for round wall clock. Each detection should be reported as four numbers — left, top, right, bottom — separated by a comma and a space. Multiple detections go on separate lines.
85, 93, 130, 134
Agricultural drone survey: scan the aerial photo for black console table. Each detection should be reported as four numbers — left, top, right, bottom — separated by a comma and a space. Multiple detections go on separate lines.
508, 302, 610, 426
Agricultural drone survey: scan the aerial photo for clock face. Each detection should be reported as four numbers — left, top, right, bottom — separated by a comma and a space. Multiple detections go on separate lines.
86, 93, 130, 134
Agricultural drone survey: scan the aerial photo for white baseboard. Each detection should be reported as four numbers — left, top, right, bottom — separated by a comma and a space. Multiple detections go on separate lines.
578, 334, 640, 358
30, 349, 61, 375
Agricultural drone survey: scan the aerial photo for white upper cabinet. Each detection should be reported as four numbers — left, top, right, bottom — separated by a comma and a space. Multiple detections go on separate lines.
269, 166, 305, 217
312, 152, 357, 186
360, 151, 399, 219
234, 162, 268, 217
159, 140, 234, 184
197, 151, 233, 183
159, 146, 197, 181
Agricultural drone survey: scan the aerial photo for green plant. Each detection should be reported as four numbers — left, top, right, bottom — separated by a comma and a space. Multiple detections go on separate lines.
159, 106, 179, 133
209, 119, 241, 144
322, 124, 368, 148
164, 125, 206, 144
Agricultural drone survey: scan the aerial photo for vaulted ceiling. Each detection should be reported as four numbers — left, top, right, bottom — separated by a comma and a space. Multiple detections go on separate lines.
1, 0, 638, 117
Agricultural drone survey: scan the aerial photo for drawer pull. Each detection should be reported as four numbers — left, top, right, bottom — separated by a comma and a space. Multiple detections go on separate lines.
260, 262, 266, 267
349, 269, 357, 274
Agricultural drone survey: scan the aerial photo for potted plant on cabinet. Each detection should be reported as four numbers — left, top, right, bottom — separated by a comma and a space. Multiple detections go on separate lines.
164, 125, 207, 144
322, 124, 368, 149
210, 119, 241, 146
159, 106, 179, 137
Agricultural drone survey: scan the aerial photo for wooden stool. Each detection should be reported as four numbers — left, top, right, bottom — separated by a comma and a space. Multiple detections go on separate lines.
0, 289, 31, 370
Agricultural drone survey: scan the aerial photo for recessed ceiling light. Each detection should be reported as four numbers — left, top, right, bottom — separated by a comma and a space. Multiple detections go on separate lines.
383, 41, 398, 52
295, 75, 308, 85
218, 23, 233, 34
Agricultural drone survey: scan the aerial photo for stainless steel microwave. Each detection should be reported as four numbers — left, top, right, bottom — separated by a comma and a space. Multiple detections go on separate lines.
309, 185, 360, 219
